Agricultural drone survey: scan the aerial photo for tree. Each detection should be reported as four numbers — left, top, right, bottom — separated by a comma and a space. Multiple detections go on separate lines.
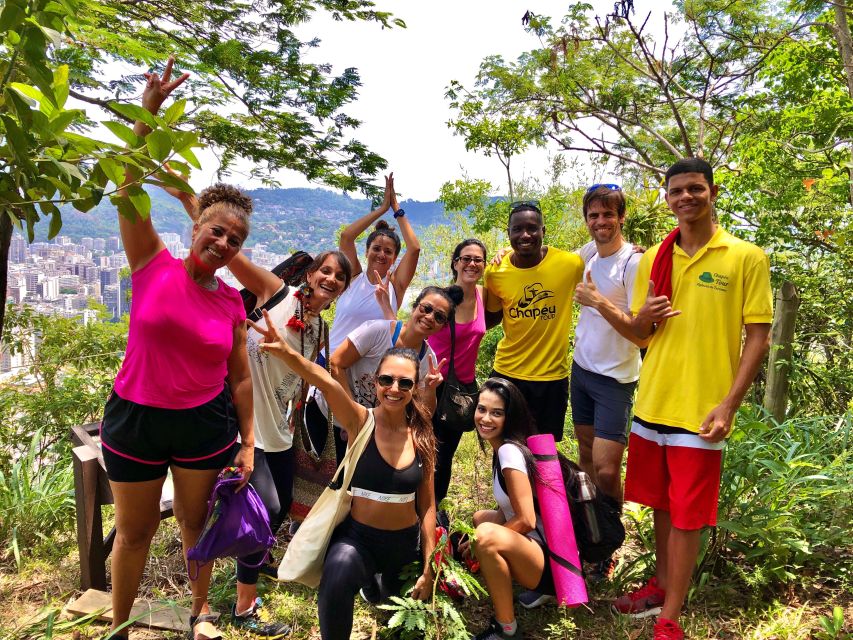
0, 0, 402, 340
449, 0, 853, 413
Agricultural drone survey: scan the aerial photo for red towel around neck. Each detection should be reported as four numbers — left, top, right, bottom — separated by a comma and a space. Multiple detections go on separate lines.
649, 228, 681, 300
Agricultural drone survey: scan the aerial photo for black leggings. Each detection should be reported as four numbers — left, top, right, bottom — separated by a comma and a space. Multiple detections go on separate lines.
234, 447, 295, 585
432, 412, 464, 506
319, 517, 420, 640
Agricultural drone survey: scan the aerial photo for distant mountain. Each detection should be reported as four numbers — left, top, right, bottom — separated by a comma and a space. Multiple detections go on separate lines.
31, 187, 449, 255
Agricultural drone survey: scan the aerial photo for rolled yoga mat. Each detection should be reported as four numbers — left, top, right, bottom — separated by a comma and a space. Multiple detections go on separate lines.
527, 433, 588, 607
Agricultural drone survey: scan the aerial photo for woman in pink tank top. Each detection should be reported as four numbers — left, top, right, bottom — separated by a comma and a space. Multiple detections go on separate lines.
100, 62, 255, 640
427, 239, 488, 507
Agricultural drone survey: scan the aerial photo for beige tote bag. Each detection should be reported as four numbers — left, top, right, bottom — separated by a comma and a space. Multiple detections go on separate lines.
278, 410, 376, 587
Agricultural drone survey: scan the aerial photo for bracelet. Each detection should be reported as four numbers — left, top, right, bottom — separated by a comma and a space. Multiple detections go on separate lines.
393, 208, 406, 219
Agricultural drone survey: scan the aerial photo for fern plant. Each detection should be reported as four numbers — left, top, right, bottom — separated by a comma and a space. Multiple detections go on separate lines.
381, 521, 486, 639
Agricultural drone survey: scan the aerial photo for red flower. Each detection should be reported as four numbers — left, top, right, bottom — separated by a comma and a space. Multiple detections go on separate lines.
286, 315, 306, 331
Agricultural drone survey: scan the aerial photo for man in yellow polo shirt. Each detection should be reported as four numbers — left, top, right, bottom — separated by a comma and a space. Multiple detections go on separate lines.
484, 202, 585, 442
611, 158, 772, 640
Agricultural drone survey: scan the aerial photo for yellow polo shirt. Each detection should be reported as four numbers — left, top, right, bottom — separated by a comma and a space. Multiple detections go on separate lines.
630, 228, 772, 433
485, 247, 584, 381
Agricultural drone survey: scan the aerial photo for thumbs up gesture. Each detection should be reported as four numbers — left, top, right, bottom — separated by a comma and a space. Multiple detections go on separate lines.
637, 279, 681, 325
574, 270, 603, 309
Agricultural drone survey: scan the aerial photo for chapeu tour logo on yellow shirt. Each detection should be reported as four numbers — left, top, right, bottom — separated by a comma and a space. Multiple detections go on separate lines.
697, 271, 730, 292
509, 282, 557, 319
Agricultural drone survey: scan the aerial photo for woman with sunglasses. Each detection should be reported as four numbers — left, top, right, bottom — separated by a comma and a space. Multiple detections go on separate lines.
426, 239, 488, 506
460, 378, 554, 640
247, 310, 440, 640
307, 285, 462, 462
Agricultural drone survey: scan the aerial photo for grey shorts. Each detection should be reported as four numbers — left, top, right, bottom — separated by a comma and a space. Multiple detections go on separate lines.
570, 361, 637, 444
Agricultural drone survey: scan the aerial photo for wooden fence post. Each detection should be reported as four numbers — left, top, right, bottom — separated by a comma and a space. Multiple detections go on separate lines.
763, 280, 799, 423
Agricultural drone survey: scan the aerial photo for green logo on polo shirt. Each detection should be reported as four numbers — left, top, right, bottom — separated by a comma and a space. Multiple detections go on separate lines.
699, 272, 714, 283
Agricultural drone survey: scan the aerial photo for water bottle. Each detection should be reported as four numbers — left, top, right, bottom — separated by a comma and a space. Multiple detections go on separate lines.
575, 471, 601, 544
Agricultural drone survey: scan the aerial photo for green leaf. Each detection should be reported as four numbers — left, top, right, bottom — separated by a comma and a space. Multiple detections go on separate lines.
4, 87, 34, 129
97, 158, 124, 187
127, 185, 152, 219
108, 102, 158, 129
153, 170, 194, 194
178, 146, 201, 169
145, 129, 172, 162
8, 82, 43, 109
0, 0, 26, 32
48, 108, 82, 135
47, 206, 62, 239
103, 120, 141, 147
163, 99, 186, 125
52, 64, 69, 108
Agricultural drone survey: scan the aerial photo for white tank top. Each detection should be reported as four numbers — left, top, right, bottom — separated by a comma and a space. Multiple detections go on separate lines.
328, 270, 399, 353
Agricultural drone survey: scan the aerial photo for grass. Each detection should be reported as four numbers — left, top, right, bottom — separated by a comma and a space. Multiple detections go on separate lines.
0, 429, 850, 639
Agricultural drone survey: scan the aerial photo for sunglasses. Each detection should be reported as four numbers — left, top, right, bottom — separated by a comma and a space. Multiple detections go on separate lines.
416, 302, 448, 325
509, 199, 541, 214
454, 255, 486, 265
376, 374, 416, 391
585, 183, 622, 194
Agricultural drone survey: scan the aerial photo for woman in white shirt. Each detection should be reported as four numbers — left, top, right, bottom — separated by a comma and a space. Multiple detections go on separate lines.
462, 378, 555, 640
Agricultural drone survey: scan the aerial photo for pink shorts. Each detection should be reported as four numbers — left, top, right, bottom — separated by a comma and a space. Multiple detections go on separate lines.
624, 419, 724, 530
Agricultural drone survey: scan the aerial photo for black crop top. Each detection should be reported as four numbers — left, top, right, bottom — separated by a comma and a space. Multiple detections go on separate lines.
350, 434, 423, 500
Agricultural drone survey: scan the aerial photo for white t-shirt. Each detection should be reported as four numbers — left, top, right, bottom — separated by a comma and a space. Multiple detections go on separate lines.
328, 271, 399, 353
574, 241, 642, 383
246, 286, 321, 452
315, 319, 435, 420
493, 442, 544, 543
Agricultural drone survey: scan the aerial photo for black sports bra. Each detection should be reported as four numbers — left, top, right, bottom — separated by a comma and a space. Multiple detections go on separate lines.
350, 434, 423, 503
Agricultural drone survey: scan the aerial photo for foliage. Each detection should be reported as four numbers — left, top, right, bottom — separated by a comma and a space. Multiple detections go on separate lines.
0, 430, 75, 570
815, 606, 847, 640
381, 521, 485, 640
0, 303, 127, 463
700, 408, 852, 589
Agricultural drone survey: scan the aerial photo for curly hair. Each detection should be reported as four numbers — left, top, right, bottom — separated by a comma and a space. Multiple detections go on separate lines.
197, 183, 253, 229
375, 347, 436, 478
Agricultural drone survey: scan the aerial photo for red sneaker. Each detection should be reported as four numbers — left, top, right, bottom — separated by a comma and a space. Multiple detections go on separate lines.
653, 617, 685, 640
611, 576, 665, 618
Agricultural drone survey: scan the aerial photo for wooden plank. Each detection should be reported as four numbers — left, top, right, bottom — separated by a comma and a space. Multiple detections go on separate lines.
64, 589, 218, 633
73, 445, 106, 591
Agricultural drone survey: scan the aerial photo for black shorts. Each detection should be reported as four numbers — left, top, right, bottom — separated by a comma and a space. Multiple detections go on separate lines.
570, 361, 637, 444
533, 537, 557, 595
489, 371, 570, 441
100, 387, 239, 482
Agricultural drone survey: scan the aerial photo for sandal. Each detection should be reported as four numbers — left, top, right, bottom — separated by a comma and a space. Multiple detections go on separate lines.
188, 613, 222, 640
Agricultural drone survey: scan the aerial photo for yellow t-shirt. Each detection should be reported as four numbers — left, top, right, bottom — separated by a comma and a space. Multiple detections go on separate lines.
630, 228, 773, 433
485, 247, 584, 381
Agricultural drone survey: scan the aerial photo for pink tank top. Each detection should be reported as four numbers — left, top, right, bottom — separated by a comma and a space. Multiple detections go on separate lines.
113, 249, 247, 409
427, 287, 486, 384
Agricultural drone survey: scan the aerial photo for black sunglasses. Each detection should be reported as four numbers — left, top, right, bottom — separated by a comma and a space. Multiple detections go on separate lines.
509, 199, 541, 214
417, 302, 448, 325
585, 183, 622, 194
454, 255, 486, 265
376, 374, 416, 391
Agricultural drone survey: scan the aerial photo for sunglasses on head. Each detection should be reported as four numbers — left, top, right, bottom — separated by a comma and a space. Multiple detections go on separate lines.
509, 199, 541, 214
585, 183, 622, 194
376, 374, 416, 391
454, 255, 486, 265
416, 302, 448, 325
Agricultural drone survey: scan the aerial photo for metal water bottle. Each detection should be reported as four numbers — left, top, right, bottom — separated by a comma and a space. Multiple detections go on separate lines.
576, 471, 601, 544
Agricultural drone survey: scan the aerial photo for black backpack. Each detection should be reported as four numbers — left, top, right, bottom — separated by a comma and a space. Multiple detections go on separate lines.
493, 451, 625, 565
241, 250, 314, 319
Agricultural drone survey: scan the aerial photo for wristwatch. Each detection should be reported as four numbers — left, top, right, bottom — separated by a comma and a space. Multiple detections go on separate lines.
393, 208, 406, 219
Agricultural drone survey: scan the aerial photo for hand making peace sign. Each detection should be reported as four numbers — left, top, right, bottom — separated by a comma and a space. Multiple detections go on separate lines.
423, 353, 447, 392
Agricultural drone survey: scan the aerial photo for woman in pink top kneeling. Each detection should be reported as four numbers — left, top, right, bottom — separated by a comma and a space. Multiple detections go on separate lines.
99, 62, 255, 640
427, 239, 488, 507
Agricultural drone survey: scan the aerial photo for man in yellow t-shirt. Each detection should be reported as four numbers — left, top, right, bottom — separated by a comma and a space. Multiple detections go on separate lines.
610, 158, 772, 640
484, 202, 584, 441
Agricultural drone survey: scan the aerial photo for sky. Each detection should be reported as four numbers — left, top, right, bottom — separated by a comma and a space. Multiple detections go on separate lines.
186, 0, 656, 201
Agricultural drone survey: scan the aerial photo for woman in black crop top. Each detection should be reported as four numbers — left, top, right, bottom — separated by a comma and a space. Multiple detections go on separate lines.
250, 311, 442, 640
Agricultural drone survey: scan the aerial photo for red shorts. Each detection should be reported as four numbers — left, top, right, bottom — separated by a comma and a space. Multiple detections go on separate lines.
624, 418, 724, 530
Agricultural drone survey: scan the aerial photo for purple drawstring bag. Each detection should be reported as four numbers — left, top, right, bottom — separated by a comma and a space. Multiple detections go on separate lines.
186, 469, 275, 580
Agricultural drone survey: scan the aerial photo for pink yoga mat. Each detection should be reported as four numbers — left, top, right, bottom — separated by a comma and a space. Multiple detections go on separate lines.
527, 434, 588, 607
